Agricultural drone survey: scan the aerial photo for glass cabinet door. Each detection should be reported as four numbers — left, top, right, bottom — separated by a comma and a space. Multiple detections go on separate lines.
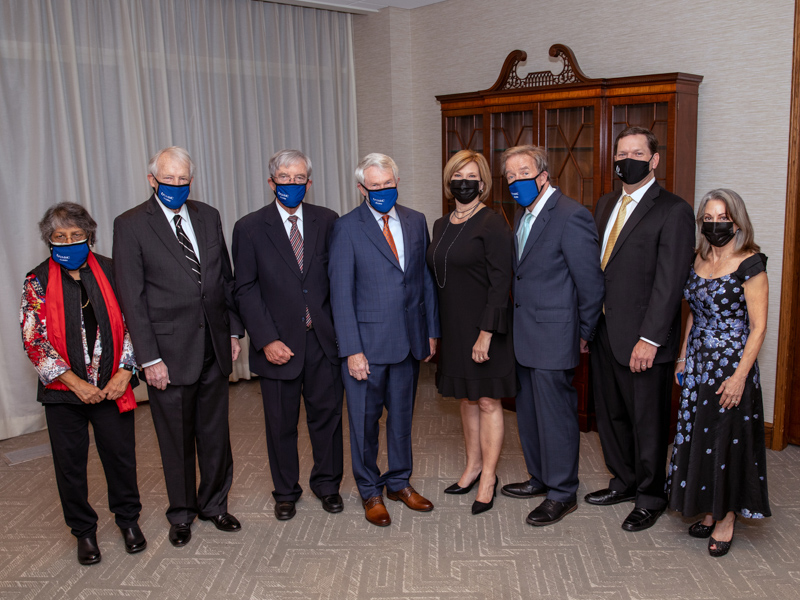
543, 103, 598, 210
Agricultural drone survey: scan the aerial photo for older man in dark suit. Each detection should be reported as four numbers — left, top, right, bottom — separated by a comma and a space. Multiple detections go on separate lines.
499, 145, 604, 526
113, 146, 244, 547
587, 127, 695, 532
232, 149, 343, 522
328, 153, 439, 527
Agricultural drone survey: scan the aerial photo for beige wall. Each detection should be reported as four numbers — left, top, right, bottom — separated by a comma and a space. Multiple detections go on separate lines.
353, 0, 795, 421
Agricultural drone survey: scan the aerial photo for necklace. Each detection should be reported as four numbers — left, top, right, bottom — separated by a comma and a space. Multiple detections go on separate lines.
453, 199, 480, 217
81, 297, 91, 309
708, 251, 734, 278
433, 203, 481, 288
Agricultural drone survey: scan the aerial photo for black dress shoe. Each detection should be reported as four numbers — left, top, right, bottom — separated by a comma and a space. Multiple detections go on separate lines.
274, 501, 297, 521
501, 480, 547, 499
526, 498, 578, 526
320, 494, 344, 514
444, 472, 481, 494
168, 523, 192, 547
120, 525, 147, 553
77, 534, 101, 565
199, 512, 242, 532
621, 507, 664, 532
584, 488, 636, 506
471, 476, 498, 515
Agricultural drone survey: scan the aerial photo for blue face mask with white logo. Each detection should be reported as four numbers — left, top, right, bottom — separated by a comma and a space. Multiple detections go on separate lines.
51, 241, 90, 271
155, 180, 191, 210
366, 187, 398, 213
508, 175, 542, 208
275, 183, 307, 208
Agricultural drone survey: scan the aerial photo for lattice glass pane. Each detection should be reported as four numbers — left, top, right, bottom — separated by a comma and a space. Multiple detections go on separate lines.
445, 115, 483, 155
545, 105, 594, 206
491, 111, 534, 174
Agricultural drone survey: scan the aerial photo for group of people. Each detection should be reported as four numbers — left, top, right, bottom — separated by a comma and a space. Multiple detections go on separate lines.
20, 126, 770, 567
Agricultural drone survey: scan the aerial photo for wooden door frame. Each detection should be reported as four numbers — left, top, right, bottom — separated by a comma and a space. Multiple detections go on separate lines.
772, 0, 800, 450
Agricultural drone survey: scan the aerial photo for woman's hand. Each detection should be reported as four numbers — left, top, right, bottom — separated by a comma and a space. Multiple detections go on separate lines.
57, 370, 106, 404
102, 368, 133, 400
674, 359, 686, 385
472, 331, 492, 363
716, 373, 746, 409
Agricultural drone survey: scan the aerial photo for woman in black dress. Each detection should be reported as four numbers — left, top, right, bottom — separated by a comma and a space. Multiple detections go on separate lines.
669, 189, 770, 557
426, 150, 515, 514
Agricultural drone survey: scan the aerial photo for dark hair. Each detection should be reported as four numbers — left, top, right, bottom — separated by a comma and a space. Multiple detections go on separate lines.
613, 126, 658, 157
38, 202, 97, 246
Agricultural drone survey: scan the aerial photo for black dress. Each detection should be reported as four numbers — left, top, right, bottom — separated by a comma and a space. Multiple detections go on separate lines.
667, 253, 771, 520
426, 207, 515, 401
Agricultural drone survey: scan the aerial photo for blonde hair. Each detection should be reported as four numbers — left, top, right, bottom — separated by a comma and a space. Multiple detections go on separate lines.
695, 188, 760, 260
442, 150, 492, 203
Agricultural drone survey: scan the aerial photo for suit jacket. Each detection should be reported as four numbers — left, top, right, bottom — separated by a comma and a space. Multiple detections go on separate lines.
328, 201, 440, 365
232, 201, 339, 380
513, 187, 605, 371
594, 181, 695, 365
112, 195, 244, 385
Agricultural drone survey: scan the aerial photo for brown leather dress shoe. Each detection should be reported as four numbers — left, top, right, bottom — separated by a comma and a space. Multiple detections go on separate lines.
363, 496, 391, 526
386, 486, 434, 512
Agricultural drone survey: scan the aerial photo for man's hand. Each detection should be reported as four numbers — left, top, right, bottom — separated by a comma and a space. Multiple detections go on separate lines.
231, 337, 241, 362
629, 340, 657, 373
347, 352, 370, 380
424, 338, 438, 363
102, 368, 133, 400
580, 338, 589, 354
263, 340, 294, 365
144, 361, 170, 390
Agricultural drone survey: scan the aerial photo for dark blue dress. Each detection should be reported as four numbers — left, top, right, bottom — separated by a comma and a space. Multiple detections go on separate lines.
667, 253, 771, 520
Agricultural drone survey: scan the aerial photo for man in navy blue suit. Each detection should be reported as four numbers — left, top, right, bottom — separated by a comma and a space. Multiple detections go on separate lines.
328, 153, 440, 527
500, 145, 604, 526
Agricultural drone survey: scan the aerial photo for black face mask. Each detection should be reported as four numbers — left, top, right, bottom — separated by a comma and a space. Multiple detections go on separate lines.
614, 157, 652, 185
701, 221, 737, 247
450, 179, 481, 204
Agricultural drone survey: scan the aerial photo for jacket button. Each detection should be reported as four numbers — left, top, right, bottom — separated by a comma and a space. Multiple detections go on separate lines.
303, 289, 308, 293
515, 303, 520, 308
516, 275, 521, 280
199, 323, 205, 328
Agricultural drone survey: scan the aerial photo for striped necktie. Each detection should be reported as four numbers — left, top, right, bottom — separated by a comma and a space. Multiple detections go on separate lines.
173, 215, 201, 285
288, 216, 312, 329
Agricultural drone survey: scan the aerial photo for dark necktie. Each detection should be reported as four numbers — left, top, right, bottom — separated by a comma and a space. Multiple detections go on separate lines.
288, 216, 312, 329
173, 214, 201, 285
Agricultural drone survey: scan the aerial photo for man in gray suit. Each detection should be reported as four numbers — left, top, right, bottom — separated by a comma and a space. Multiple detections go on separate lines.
113, 146, 244, 547
500, 145, 604, 526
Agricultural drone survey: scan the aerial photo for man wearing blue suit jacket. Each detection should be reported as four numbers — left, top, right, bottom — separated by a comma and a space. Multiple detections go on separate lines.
329, 153, 440, 527
500, 146, 604, 526
232, 150, 343, 522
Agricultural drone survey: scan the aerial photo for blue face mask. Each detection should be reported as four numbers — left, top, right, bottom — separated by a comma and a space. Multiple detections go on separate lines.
51, 241, 90, 271
508, 174, 542, 208
366, 187, 398, 213
275, 183, 307, 208
155, 179, 191, 210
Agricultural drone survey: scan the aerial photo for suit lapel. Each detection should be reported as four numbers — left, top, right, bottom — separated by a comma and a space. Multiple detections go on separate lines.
145, 196, 197, 284
518, 189, 558, 263
606, 182, 659, 267
264, 202, 303, 281
359, 202, 402, 271
302, 206, 319, 279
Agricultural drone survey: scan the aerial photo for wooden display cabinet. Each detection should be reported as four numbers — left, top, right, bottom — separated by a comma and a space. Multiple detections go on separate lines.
436, 45, 702, 431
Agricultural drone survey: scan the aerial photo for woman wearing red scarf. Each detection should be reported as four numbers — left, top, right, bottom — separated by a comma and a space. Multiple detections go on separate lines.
20, 202, 145, 565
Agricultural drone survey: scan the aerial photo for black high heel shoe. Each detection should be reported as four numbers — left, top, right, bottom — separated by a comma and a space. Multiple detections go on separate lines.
444, 472, 481, 495
471, 476, 498, 515
708, 517, 736, 557
688, 520, 714, 539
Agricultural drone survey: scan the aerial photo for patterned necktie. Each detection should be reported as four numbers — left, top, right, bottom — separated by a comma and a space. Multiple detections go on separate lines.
382, 215, 399, 263
173, 215, 201, 285
601, 195, 633, 270
518, 211, 534, 256
288, 216, 312, 329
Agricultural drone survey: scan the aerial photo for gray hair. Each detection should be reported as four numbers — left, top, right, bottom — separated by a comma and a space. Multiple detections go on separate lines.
268, 149, 312, 179
354, 153, 399, 186
38, 202, 97, 246
148, 146, 196, 180
500, 145, 550, 182
695, 188, 760, 260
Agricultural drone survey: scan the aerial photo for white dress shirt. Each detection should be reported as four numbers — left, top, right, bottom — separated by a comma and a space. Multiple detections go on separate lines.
366, 202, 405, 271
156, 198, 200, 258
276, 202, 304, 240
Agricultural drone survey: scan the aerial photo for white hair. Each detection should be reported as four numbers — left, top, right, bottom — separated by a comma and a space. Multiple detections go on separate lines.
354, 153, 399, 185
148, 146, 196, 180
269, 149, 312, 179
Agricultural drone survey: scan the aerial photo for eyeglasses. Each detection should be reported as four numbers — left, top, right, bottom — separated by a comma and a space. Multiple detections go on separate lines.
273, 174, 308, 184
51, 231, 88, 244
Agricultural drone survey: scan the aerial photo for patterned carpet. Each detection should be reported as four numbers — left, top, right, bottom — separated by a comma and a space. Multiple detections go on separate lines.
1, 361, 798, 600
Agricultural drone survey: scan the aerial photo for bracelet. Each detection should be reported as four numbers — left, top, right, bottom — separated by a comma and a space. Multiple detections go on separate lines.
676, 358, 686, 363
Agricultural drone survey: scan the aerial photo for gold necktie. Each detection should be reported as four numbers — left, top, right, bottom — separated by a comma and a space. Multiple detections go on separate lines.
601, 195, 633, 270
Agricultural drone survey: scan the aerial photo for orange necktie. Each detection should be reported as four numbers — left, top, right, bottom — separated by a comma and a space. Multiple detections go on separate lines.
382, 215, 399, 263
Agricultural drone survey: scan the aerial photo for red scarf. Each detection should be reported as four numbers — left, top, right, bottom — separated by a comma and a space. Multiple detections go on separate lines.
44, 253, 137, 413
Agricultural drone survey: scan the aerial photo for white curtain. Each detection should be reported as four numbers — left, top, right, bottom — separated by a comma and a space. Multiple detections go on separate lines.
0, 0, 359, 439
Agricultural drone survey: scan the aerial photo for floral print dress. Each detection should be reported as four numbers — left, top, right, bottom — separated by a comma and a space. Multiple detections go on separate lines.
667, 253, 770, 521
